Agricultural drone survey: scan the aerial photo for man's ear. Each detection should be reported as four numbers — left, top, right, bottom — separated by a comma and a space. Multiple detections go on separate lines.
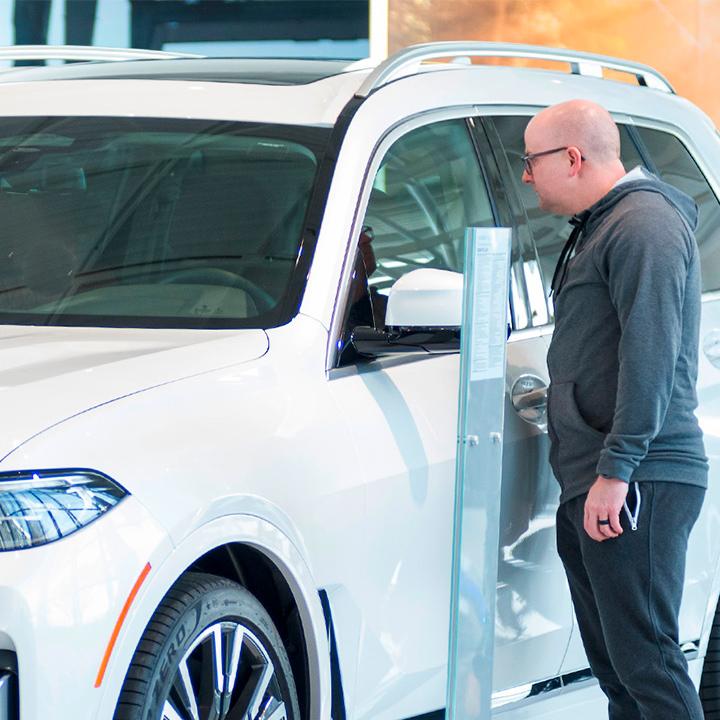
567, 146, 583, 177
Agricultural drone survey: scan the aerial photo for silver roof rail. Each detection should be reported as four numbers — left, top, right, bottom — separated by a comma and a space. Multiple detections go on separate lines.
0, 45, 202, 63
356, 41, 674, 97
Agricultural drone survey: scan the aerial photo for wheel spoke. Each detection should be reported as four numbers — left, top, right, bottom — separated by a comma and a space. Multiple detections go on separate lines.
243, 654, 274, 720
258, 698, 288, 720
207, 625, 225, 720
170, 655, 201, 720
162, 698, 188, 720
221, 625, 245, 717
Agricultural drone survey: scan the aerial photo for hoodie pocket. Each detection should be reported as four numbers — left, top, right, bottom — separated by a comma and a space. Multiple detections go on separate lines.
547, 381, 607, 485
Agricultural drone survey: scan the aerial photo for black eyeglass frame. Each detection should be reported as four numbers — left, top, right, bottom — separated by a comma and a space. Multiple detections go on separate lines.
521, 146, 585, 175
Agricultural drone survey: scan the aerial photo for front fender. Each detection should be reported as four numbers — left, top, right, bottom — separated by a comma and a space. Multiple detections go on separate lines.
96, 513, 332, 720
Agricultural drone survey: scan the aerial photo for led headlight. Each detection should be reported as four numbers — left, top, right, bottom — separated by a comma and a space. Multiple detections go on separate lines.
0, 469, 128, 551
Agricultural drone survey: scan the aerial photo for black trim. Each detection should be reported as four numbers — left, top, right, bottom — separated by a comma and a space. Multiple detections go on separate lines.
479, 116, 546, 327
318, 590, 347, 720
279, 95, 365, 326
624, 124, 660, 177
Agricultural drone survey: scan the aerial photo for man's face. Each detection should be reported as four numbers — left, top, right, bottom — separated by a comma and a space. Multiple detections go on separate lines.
522, 118, 573, 215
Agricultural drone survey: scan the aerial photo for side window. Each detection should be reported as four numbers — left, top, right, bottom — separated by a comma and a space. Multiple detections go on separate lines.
366, 119, 495, 291
632, 127, 720, 292
491, 115, 569, 315
337, 118, 497, 363
491, 116, 720, 322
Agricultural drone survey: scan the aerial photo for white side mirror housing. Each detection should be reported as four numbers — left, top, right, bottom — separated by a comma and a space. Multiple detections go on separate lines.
385, 268, 463, 328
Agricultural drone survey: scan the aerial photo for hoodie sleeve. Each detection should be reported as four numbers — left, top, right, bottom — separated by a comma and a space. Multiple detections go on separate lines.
593, 192, 696, 482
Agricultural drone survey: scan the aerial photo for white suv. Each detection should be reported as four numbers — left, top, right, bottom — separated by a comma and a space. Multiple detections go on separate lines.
0, 42, 720, 720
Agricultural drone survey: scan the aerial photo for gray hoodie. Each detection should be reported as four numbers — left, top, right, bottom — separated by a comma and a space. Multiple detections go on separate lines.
546, 168, 708, 504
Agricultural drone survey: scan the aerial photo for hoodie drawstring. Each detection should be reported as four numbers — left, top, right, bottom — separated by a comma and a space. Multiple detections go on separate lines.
623, 482, 641, 531
550, 213, 588, 299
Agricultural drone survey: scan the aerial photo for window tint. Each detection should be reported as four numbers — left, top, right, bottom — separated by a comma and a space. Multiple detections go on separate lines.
0, 117, 329, 328
633, 127, 720, 292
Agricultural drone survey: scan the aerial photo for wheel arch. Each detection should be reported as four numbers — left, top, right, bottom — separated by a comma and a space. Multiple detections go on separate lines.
98, 514, 332, 720
189, 542, 312, 719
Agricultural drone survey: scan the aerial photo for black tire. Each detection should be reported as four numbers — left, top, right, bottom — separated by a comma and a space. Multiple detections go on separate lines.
114, 572, 300, 720
701, 604, 720, 719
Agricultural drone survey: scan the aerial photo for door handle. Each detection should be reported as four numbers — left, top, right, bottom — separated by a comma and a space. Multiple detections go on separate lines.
511, 374, 548, 427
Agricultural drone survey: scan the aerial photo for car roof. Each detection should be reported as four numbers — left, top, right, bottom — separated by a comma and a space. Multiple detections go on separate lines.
0, 57, 364, 86
0, 42, 694, 130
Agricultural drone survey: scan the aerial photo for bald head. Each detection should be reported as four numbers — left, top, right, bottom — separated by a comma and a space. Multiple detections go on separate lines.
523, 100, 626, 215
530, 99, 621, 164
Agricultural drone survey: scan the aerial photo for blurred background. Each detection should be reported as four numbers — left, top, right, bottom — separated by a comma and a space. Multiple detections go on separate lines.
1, 0, 718, 125
388, 0, 720, 133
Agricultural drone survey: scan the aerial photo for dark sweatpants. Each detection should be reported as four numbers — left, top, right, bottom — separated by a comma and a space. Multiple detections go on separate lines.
556, 481, 705, 720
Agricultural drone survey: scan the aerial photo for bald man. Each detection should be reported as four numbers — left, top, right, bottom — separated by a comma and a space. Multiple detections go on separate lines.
523, 100, 707, 719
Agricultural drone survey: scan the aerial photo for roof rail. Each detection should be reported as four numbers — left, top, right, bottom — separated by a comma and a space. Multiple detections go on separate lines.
0, 45, 202, 63
356, 41, 674, 97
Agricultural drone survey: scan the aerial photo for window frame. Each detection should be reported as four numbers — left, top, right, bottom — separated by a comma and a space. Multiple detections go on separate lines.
326, 108, 523, 373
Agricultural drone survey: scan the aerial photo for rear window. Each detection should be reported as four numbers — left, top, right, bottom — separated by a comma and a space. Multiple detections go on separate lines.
0, 117, 330, 328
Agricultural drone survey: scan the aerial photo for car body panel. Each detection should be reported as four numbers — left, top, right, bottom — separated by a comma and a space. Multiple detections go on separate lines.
0, 325, 268, 462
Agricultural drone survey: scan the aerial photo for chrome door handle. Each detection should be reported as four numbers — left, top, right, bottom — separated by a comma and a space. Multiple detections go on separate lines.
511, 375, 548, 427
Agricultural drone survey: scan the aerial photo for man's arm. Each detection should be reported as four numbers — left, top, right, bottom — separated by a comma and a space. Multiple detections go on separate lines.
594, 200, 692, 483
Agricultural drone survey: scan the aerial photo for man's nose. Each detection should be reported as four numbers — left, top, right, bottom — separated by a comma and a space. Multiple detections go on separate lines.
522, 168, 532, 184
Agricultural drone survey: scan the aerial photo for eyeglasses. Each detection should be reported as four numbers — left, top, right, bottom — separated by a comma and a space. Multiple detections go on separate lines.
521, 146, 585, 175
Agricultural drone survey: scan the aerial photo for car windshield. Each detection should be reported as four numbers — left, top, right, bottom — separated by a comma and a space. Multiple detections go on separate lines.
0, 116, 330, 328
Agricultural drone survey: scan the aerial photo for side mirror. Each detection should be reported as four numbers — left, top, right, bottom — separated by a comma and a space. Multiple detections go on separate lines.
385, 268, 463, 329
350, 269, 463, 358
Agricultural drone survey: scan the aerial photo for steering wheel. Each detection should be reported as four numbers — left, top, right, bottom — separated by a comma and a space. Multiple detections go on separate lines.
159, 268, 275, 313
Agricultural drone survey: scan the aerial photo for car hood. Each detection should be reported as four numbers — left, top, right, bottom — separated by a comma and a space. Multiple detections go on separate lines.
0, 324, 268, 463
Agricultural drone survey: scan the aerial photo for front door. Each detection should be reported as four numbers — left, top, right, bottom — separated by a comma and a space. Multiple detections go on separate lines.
329, 114, 575, 720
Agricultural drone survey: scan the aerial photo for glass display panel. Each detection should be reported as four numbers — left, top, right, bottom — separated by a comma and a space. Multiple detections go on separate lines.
448, 227, 510, 720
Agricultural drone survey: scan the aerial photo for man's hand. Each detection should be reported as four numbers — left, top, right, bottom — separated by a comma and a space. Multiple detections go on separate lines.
584, 476, 628, 541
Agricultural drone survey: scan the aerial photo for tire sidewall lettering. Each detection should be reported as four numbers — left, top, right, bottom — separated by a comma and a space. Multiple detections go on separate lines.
151, 600, 202, 709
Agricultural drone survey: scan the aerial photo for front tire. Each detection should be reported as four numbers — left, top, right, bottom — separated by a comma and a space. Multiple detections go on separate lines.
114, 572, 300, 720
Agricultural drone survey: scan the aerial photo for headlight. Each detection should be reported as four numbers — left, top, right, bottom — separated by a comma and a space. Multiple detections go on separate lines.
0, 469, 128, 551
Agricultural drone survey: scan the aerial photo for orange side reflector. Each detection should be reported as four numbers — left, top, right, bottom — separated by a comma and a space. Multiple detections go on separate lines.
95, 562, 152, 688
